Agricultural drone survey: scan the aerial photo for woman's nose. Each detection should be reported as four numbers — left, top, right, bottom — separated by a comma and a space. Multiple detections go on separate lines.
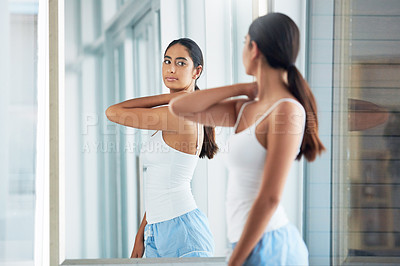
168, 65, 175, 73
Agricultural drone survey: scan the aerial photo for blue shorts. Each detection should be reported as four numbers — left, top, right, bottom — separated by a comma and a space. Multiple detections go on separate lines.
144, 208, 215, 258
231, 223, 309, 266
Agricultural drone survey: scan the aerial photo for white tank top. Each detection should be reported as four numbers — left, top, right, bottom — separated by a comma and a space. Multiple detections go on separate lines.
224, 98, 305, 243
141, 125, 201, 224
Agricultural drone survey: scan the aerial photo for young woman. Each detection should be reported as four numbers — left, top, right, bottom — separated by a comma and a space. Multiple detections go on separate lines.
106, 38, 217, 258
170, 13, 325, 265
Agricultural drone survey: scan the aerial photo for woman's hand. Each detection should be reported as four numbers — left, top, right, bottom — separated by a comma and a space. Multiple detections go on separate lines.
237, 82, 258, 100
130, 213, 147, 258
130, 236, 145, 258
228, 253, 245, 266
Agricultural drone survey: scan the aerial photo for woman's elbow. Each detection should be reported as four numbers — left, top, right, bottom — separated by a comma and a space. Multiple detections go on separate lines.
169, 98, 181, 116
169, 102, 195, 121
105, 105, 117, 122
258, 194, 281, 209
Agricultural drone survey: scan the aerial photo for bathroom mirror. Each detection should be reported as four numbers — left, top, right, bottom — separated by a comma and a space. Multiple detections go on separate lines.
63, 0, 254, 261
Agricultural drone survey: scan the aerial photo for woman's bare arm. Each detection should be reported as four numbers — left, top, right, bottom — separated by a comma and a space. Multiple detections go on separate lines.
106, 92, 192, 131
169, 82, 257, 127
131, 212, 147, 258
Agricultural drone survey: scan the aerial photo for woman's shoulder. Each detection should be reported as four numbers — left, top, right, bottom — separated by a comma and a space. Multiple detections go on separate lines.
273, 98, 305, 115
268, 98, 306, 129
234, 98, 253, 116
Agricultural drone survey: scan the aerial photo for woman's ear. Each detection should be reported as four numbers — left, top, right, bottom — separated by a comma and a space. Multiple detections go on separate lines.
250, 40, 260, 60
193, 65, 203, 79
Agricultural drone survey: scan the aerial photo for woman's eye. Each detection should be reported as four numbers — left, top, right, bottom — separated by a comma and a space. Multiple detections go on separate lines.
163, 59, 171, 64
177, 61, 186, 66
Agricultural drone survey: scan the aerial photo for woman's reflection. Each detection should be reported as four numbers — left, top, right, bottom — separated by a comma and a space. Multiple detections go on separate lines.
106, 38, 217, 258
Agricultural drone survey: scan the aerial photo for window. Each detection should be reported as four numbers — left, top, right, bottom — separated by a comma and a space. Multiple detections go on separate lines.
65, 0, 160, 258
0, 1, 39, 265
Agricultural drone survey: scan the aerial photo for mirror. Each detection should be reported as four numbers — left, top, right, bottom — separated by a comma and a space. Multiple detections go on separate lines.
64, 0, 253, 260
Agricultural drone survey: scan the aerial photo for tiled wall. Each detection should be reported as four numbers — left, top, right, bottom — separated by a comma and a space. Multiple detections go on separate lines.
305, 0, 334, 265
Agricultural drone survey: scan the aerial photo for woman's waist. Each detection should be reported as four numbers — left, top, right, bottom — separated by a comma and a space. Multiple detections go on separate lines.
226, 204, 289, 242
144, 180, 192, 193
226, 174, 263, 200
145, 187, 195, 205
145, 193, 197, 224
225, 196, 288, 227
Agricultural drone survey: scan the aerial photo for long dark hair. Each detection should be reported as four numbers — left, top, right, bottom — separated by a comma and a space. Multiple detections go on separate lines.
248, 13, 325, 161
165, 38, 218, 159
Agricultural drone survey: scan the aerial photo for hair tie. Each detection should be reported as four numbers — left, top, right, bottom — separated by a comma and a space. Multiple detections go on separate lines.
287, 64, 295, 70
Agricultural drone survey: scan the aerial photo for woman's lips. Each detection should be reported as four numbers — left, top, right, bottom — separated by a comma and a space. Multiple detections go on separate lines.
165, 77, 178, 82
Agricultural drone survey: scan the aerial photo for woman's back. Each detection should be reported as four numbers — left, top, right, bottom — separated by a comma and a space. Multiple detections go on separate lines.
224, 98, 305, 242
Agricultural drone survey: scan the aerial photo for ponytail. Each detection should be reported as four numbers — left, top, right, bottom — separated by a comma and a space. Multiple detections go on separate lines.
195, 85, 219, 159
248, 13, 325, 161
287, 65, 325, 162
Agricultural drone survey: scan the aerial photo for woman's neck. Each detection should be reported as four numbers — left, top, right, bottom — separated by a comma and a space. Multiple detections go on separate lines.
255, 62, 289, 103
169, 84, 195, 94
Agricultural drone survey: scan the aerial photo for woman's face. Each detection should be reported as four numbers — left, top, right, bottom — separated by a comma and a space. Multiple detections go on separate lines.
162, 44, 200, 92
242, 35, 256, 75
